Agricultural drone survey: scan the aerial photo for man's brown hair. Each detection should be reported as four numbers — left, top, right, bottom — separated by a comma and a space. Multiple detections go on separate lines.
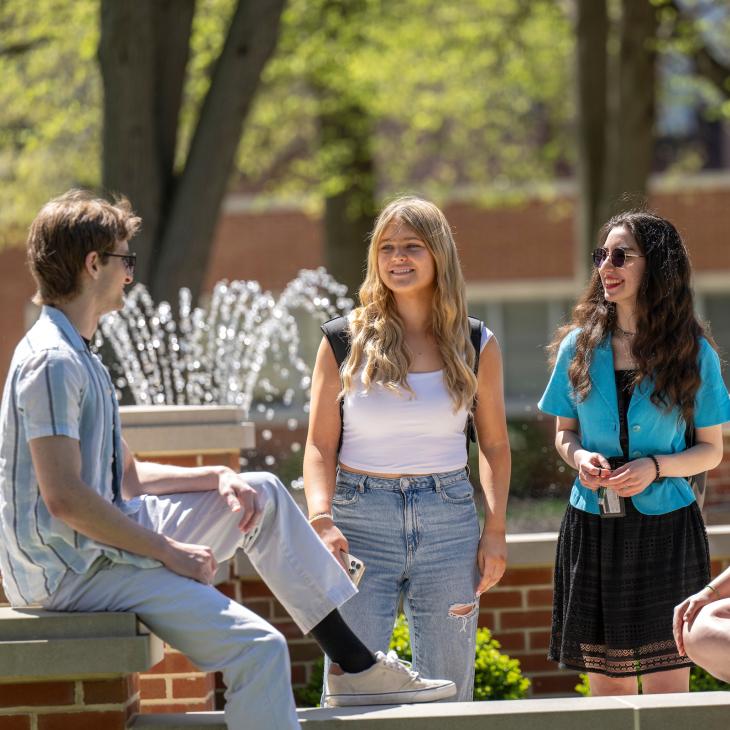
27, 189, 141, 305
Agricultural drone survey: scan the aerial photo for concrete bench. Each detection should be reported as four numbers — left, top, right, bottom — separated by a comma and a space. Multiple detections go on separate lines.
0, 607, 163, 728
0, 606, 163, 678
129, 692, 730, 729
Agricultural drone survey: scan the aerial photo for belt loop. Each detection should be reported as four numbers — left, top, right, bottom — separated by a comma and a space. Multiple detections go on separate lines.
357, 475, 366, 493
433, 473, 442, 493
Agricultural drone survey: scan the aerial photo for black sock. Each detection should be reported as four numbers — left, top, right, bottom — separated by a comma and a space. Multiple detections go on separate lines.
310, 609, 376, 674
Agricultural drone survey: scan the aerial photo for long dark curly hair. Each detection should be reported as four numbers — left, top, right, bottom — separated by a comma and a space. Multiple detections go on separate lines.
548, 210, 715, 424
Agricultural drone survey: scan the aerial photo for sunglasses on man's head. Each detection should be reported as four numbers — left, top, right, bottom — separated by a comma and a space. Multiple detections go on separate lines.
105, 252, 137, 276
591, 248, 644, 268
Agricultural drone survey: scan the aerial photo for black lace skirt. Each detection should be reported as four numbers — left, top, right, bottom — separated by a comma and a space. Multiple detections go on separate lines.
549, 499, 710, 677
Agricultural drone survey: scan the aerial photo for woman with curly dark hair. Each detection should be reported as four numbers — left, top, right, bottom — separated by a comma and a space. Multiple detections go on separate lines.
538, 210, 730, 695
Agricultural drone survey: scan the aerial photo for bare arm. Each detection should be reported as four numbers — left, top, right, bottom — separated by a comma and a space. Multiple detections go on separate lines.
29, 436, 217, 583
554, 416, 610, 490
303, 337, 349, 566
473, 337, 511, 594
121, 440, 259, 532
607, 424, 723, 495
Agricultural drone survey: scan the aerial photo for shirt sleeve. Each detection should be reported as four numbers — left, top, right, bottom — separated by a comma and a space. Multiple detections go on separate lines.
479, 324, 494, 353
538, 331, 579, 418
15, 349, 85, 441
694, 339, 730, 428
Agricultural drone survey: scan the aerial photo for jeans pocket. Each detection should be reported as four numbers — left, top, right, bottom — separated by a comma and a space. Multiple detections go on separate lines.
439, 478, 474, 504
332, 482, 360, 506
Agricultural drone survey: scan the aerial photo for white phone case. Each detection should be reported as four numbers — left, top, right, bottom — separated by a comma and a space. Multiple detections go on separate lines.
341, 551, 366, 587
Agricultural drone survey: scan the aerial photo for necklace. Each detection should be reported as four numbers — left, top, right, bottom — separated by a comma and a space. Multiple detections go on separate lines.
615, 324, 636, 338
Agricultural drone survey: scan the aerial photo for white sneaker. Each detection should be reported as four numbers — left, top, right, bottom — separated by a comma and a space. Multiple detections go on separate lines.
324, 650, 457, 707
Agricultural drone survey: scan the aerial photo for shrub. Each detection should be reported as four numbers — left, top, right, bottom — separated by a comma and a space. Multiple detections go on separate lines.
689, 666, 730, 692
295, 613, 530, 707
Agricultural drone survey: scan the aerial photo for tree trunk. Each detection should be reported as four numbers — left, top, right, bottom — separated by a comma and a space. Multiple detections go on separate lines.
602, 0, 657, 221
321, 101, 377, 299
150, 0, 286, 303
574, 0, 608, 274
100, 0, 285, 305
99, 0, 163, 282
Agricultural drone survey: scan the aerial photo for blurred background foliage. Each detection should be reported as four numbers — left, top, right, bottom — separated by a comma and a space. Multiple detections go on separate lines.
3, 1, 729, 250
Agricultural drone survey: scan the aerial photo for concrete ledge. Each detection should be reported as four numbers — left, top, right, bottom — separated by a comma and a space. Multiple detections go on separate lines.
120, 405, 255, 455
130, 692, 730, 729
0, 607, 163, 679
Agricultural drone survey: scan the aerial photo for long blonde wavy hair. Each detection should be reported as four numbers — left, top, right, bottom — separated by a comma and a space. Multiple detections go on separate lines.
340, 196, 478, 411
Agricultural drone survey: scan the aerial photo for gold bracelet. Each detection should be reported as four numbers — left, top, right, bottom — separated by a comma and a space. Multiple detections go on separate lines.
308, 511, 334, 525
706, 583, 721, 598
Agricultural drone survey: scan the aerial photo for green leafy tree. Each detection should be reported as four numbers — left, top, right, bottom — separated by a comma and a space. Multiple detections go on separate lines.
574, 0, 730, 261
0, 0, 100, 245
1, 0, 285, 304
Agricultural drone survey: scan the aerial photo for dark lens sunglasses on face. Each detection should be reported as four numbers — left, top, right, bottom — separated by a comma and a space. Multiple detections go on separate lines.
105, 252, 137, 276
591, 248, 644, 268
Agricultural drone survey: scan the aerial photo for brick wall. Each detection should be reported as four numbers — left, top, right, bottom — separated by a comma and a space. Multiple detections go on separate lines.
3, 178, 730, 386
0, 676, 140, 730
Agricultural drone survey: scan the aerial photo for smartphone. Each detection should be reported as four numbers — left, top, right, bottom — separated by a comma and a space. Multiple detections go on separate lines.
341, 551, 366, 587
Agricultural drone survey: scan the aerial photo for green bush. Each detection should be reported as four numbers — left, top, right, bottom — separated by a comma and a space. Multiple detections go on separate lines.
295, 613, 530, 707
689, 666, 730, 692
575, 666, 730, 696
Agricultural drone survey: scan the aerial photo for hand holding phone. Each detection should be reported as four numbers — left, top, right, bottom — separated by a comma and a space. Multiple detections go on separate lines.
340, 551, 365, 587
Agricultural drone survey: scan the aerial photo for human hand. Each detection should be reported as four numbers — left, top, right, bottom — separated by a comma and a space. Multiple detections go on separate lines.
218, 470, 261, 532
161, 537, 217, 584
575, 450, 611, 491
673, 586, 717, 656
310, 516, 349, 569
605, 458, 655, 497
476, 528, 507, 595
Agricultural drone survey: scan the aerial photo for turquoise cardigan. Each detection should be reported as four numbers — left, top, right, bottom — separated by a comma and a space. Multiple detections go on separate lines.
538, 329, 730, 515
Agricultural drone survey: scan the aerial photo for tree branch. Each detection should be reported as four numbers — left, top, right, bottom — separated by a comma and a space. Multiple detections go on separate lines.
151, 0, 286, 302
665, 0, 730, 97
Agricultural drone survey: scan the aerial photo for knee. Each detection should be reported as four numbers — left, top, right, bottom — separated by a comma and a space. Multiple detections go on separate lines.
683, 603, 727, 662
240, 471, 285, 499
252, 626, 290, 674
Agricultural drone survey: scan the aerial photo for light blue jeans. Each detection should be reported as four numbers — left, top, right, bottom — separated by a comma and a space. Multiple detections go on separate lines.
328, 467, 481, 701
43, 473, 357, 730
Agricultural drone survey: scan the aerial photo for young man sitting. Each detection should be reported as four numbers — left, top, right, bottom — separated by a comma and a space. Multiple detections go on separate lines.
0, 191, 455, 730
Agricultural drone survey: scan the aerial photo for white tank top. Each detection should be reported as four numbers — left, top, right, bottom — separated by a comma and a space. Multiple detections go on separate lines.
339, 325, 493, 474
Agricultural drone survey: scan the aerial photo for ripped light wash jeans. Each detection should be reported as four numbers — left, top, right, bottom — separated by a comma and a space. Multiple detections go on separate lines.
329, 466, 481, 701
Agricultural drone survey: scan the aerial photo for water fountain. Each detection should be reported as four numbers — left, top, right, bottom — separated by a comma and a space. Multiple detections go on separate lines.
94, 268, 352, 487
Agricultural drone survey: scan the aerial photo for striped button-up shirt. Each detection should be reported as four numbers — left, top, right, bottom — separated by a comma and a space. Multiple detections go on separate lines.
0, 306, 155, 606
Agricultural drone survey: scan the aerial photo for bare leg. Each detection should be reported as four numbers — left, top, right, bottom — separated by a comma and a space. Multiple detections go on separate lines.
588, 673, 638, 696
683, 599, 730, 682
641, 667, 690, 694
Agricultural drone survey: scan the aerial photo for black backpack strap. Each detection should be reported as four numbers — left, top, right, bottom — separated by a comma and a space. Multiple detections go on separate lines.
320, 315, 351, 368
320, 316, 351, 455
465, 317, 483, 451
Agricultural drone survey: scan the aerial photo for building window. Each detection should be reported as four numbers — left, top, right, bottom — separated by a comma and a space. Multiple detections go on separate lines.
468, 298, 572, 414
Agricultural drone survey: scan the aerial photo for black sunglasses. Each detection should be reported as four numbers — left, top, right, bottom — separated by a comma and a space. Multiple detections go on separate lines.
104, 252, 137, 276
591, 248, 644, 268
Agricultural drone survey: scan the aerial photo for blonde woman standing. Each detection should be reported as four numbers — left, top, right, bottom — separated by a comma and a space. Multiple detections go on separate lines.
304, 196, 511, 703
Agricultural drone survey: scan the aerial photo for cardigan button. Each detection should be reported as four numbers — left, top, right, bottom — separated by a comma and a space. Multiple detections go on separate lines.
632, 450, 641, 458
632, 425, 641, 432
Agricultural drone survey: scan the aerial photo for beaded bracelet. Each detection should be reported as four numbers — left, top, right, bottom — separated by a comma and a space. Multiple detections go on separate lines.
647, 454, 661, 482
308, 511, 334, 525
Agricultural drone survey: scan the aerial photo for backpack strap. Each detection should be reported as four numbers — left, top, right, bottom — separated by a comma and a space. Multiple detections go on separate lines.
465, 317, 484, 450
321, 315, 351, 369
320, 316, 351, 455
